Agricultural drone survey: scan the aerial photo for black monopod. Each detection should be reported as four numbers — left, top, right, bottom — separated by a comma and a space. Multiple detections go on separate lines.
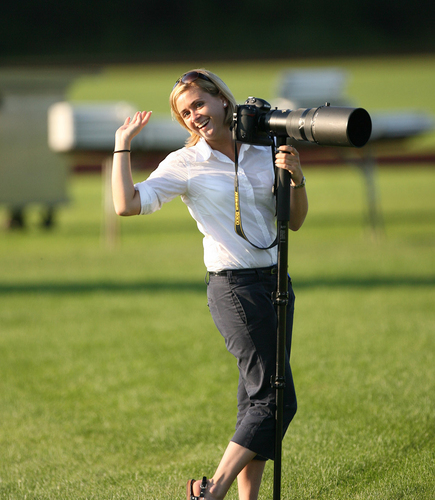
233, 98, 372, 500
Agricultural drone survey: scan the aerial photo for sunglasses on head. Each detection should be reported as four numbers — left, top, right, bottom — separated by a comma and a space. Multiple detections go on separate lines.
172, 71, 213, 91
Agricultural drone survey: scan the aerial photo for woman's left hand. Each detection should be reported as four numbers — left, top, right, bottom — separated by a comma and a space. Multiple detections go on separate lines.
275, 145, 304, 187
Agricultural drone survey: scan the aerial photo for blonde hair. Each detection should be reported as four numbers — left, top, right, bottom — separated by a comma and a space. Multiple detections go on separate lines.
170, 69, 237, 148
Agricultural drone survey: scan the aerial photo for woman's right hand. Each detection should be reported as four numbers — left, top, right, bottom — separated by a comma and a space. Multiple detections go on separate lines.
115, 111, 152, 149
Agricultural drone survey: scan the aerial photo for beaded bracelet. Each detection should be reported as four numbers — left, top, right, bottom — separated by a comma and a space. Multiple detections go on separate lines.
291, 176, 306, 189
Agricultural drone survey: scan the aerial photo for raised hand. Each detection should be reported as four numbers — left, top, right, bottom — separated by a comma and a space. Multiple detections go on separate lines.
115, 111, 152, 149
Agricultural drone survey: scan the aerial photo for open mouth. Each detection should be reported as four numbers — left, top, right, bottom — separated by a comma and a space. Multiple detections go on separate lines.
197, 118, 210, 130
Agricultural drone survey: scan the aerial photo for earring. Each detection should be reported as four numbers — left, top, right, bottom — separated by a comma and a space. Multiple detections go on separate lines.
223, 103, 227, 107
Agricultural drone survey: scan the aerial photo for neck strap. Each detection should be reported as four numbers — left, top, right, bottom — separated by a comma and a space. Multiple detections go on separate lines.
233, 141, 278, 250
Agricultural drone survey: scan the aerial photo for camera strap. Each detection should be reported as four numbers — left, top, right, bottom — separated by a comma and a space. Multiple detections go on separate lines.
233, 141, 278, 250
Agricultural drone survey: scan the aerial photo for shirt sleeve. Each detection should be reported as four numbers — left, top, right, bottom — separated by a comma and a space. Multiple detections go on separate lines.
134, 150, 189, 215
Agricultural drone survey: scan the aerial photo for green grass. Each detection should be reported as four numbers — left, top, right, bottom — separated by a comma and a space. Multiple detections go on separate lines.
1, 165, 434, 499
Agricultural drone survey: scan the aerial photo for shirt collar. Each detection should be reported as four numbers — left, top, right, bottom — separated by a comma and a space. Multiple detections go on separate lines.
194, 138, 213, 161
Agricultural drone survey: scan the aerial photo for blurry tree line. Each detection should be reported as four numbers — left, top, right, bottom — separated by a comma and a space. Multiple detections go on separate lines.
1, 0, 434, 63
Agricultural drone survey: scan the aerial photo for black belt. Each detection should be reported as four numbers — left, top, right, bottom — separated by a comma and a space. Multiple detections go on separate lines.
209, 265, 278, 277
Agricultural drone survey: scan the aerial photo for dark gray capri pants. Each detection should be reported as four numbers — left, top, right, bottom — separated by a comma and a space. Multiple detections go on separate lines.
206, 266, 297, 461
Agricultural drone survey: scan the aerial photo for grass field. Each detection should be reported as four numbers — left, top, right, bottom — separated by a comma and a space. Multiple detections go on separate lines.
1, 163, 434, 499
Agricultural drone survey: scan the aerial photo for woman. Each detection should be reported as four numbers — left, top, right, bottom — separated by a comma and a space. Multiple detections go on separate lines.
112, 69, 308, 500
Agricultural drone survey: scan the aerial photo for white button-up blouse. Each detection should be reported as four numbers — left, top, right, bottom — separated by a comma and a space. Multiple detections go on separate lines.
134, 138, 277, 272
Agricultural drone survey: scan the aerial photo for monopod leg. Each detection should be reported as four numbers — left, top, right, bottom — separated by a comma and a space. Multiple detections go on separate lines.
272, 137, 292, 500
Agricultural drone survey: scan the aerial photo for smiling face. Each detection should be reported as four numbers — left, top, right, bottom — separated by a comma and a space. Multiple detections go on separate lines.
175, 86, 230, 149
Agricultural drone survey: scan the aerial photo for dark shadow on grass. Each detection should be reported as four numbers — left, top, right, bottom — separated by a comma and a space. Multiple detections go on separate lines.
295, 275, 435, 289
0, 281, 206, 295
0, 275, 434, 295
306, 208, 435, 229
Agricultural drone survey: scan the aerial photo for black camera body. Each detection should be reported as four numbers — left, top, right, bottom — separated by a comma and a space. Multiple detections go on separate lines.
233, 97, 372, 148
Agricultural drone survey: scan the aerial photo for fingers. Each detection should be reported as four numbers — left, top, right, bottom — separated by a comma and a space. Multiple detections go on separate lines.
275, 146, 304, 183
122, 111, 152, 131
131, 110, 152, 127
116, 111, 152, 143
141, 110, 152, 126
127, 110, 151, 122
275, 146, 300, 169
277, 145, 299, 157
